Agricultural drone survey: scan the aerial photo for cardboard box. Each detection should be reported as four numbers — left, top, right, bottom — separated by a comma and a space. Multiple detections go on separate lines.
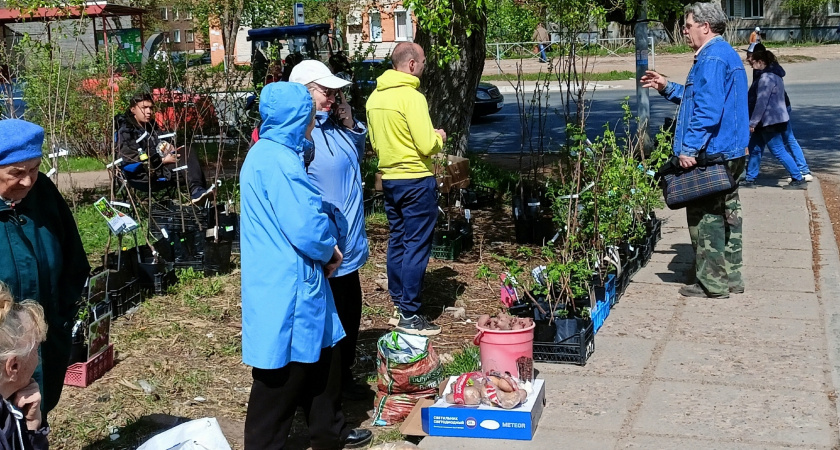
434, 155, 470, 193
420, 378, 545, 440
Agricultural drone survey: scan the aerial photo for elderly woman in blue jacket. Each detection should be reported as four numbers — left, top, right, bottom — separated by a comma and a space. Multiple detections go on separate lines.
290, 60, 370, 400
745, 48, 805, 190
240, 82, 371, 450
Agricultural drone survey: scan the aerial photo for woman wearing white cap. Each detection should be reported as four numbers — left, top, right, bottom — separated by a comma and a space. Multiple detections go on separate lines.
289, 60, 371, 401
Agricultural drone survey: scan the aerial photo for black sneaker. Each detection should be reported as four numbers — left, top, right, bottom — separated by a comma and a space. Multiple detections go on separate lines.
190, 187, 213, 204
740, 180, 757, 188
679, 283, 729, 299
782, 179, 807, 190
396, 313, 441, 336
342, 428, 373, 449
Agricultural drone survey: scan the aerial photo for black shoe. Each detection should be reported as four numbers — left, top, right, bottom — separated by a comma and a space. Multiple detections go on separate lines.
729, 285, 745, 294
190, 187, 212, 204
396, 313, 441, 336
740, 180, 757, 188
343, 428, 373, 449
342, 380, 372, 401
679, 283, 729, 299
783, 179, 807, 190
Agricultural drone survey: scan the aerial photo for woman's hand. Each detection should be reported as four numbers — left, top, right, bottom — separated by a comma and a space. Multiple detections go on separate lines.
335, 92, 354, 129
12, 379, 42, 430
324, 246, 343, 278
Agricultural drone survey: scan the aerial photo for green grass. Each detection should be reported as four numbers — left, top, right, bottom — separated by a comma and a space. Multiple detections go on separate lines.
657, 43, 693, 54
73, 204, 114, 264
777, 54, 817, 63
466, 154, 518, 193
52, 156, 104, 173
441, 345, 481, 377
367, 211, 389, 226
481, 69, 634, 83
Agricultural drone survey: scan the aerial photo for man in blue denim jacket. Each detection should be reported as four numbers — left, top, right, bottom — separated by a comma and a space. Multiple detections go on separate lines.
642, 2, 749, 299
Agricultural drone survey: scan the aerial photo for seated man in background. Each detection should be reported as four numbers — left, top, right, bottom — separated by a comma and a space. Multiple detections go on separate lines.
116, 92, 212, 204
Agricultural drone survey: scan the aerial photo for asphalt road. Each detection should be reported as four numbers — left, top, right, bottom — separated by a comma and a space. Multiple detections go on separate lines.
470, 60, 839, 175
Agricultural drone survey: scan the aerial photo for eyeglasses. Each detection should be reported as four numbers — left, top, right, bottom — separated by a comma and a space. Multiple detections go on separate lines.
312, 86, 339, 97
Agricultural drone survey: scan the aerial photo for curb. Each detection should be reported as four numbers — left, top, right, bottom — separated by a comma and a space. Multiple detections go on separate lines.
806, 178, 840, 426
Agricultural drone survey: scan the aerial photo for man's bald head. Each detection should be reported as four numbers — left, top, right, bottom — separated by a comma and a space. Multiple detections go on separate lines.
391, 42, 426, 77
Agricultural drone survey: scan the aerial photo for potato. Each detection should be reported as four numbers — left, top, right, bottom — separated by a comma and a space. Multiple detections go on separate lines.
477, 314, 491, 328
445, 387, 482, 405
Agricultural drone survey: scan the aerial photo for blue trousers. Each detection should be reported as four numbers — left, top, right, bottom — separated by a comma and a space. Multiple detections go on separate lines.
784, 107, 810, 176
746, 127, 802, 182
538, 44, 548, 62
382, 176, 438, 315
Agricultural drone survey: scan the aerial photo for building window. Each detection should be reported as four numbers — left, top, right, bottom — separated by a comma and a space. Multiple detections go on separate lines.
186, 29, 195, 43
173, 29, 181, 43
369, 11, 382, 43
395, 9, 408, 41
173, 8, 179, 20
728, 0, 764, 18
164, 33, 170, 43
829, 0, 840, 15
185, 10, 193, 19
159, 7, 168, 20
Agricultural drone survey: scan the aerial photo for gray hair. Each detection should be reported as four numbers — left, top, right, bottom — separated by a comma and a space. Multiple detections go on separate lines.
684, 2, 727, 35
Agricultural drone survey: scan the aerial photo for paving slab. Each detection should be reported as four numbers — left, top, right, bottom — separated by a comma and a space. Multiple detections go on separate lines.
597, 306, 675, 341
540, 375, 638, 433
743, 231, 813, 251
536, 336, 656, 378
618, 433, 833, 449
654, 339, 829, 391
632, 380, 836, 447
419, 429, 619, 450
682, 291, 821, 321
671, 310, 824, 350
739, 248, 813, 269
742, 265, 816, 293
629, 260, 691, 285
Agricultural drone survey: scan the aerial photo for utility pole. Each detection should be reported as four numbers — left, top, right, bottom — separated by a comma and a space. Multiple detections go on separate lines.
635, 0, 650, 149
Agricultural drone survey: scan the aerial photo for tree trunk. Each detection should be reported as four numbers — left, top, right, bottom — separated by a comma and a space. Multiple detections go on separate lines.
414, 5, 487, 156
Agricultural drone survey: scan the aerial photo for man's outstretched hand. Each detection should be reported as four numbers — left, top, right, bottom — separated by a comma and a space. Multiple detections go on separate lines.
640, 70, 667, 92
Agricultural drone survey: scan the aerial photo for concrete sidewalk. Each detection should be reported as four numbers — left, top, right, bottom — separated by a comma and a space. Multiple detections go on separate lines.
420, 179, 840, 449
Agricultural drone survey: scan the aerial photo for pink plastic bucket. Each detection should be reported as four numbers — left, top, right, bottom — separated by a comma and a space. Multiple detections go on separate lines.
473, 322, 536, 379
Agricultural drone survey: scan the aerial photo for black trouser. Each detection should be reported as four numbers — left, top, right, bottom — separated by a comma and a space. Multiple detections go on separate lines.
329, 271, 363, 386
172, 146, 207, 194
244, 347, 348, 450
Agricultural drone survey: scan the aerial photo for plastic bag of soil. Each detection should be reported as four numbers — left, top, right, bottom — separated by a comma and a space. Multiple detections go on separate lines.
372, 390, 437, 426
375, 331, 443, 395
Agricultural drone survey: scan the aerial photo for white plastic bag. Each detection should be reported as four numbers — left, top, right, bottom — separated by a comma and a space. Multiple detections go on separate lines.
137, 417, 231, 450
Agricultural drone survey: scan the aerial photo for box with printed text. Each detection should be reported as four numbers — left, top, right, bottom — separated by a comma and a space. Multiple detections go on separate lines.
421, 378, 545, 440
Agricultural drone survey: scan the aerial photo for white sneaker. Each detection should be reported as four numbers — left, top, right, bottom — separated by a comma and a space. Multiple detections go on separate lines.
786, 174, 814, 183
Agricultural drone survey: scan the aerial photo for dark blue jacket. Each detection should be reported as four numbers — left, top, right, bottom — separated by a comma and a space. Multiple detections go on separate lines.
0, 173, 90, 413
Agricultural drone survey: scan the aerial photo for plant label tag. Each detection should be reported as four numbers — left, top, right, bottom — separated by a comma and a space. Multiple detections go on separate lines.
161, 228, 169, 239
464, 209, 471, 221
455, 200, 461, 208
46, 168, 57, 177
136, 131, 149, 143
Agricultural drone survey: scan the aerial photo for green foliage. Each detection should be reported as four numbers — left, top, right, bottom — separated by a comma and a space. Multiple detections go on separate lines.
406, 0, 488, 65
475, 264, 493, 281
481, 70, 634, 83
466, 154, 517, 193
441, 345, 481, 377
781, 0, 830, 40
485, 0, 540, 43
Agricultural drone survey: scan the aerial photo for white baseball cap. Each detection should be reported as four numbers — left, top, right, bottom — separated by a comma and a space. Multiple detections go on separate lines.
755, 27, 760, 31
289, 60, 351, 89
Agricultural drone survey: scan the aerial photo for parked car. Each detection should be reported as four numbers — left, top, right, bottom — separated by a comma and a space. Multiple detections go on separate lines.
353, 59, 504, 118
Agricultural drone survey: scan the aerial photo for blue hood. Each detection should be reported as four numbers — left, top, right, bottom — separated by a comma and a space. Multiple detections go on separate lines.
258, 82, 313, 152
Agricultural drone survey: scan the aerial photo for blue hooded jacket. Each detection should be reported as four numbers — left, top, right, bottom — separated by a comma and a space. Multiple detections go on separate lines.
307, 111, 369, 277
240, 82, 345, 369
660, 36, 750, 160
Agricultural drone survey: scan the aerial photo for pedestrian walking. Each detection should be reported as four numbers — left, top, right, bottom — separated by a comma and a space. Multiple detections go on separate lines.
741, 43, 811, 187
641, 2, 750, 298
750, 26, 761, 43
0, 119, 90, 424
743, 47, 807, 190
240, 82, 371, 450
366, 42, 446, 336
532, 22, 550, 63
290, 60, 372, 401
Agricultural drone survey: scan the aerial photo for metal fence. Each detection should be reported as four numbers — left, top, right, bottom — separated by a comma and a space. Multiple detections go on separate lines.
486, 37, 655, 67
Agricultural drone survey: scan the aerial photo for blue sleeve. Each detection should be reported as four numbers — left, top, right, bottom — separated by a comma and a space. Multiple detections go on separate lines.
682, 59, 727, 157
661, 81, 684, 105
263, 165, 337, 264
347, 121, 367, 162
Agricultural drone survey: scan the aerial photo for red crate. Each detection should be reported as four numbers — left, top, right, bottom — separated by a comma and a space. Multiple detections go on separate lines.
64, 344, 114, 387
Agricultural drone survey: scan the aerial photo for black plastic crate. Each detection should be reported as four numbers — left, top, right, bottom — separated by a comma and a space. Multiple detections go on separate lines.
462, 185, 497, 209
431, 233, 463, 260
533, 320, 595, 366
203, 240, 233, 276
614, 269, 631, 303
108, 278, 143, 318
137, 258, 176, 296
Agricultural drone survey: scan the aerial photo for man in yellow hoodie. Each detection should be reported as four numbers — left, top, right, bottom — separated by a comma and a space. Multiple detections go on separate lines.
366, 42, 446, 336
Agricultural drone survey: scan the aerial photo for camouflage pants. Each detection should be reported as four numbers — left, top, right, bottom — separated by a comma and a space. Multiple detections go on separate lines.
686, 157, 746, 296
